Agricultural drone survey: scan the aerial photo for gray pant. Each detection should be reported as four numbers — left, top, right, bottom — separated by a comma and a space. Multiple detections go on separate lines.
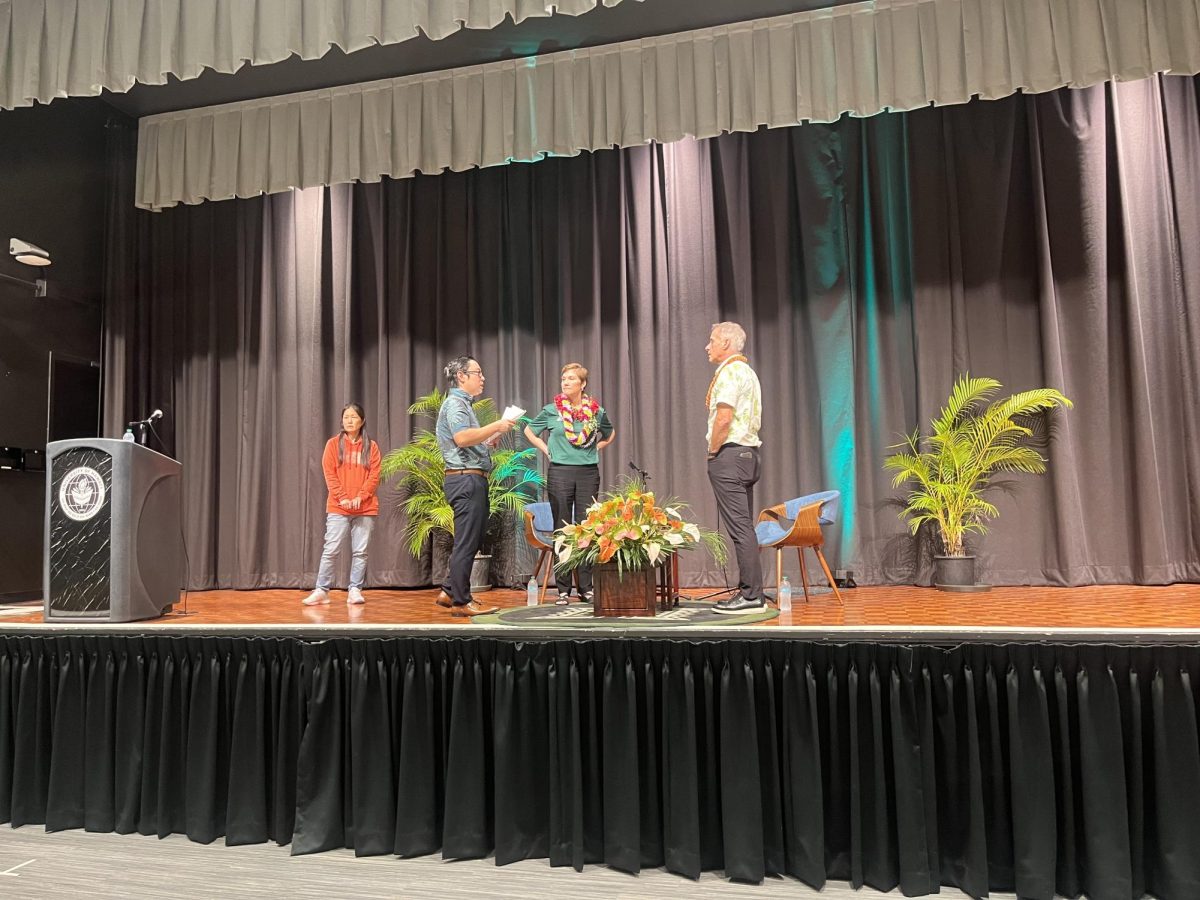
315, 513, 375, 591
707, 445, 763, 601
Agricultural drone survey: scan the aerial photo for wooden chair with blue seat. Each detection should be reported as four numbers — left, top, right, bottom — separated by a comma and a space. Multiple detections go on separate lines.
754, 490, 843, 605
522, 501, 558, 605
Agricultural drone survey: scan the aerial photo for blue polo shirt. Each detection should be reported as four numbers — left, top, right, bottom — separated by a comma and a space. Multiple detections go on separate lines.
437, 388, 492, 470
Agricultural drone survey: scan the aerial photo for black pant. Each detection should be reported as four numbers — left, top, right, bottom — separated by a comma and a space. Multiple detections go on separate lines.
547, 463, 601, 594
707, 445, 763, 600
442, 473, 488, 605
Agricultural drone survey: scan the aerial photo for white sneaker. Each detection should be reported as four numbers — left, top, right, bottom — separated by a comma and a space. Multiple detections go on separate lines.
347, 587, 365, 605
302, 589, 330, 606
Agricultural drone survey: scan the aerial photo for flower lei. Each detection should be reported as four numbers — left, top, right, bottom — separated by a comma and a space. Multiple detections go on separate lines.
554, 393, 601, 447
705, 354, 748, 411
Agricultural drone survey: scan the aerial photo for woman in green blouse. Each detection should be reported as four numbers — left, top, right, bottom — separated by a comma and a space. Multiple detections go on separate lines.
523, 363, 615, 603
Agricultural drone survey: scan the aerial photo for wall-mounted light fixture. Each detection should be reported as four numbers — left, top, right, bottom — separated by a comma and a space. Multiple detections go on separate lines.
2, 238, 51, 297
9, 238, 51, 267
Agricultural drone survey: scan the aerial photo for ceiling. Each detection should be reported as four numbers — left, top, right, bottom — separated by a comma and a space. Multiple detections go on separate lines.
101, 0, 856, 118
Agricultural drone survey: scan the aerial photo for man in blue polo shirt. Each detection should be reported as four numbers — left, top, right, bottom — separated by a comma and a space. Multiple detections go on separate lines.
434, 356, 516, 616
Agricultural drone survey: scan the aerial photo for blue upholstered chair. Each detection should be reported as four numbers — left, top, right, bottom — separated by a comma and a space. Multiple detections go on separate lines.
755, 490, 843, 605
522, 501, 557, 605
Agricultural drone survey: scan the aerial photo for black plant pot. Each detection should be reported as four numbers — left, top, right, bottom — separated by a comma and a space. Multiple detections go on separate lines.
934, 555, 990, 592
470, 554, 493, 592
431, 532, 452, 585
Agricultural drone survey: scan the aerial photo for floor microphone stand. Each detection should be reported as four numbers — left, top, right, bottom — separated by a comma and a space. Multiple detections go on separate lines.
630, 461, 738, 605
688, 478, 741, 603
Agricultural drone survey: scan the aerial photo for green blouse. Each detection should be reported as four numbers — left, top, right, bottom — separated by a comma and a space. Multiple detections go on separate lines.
526, 401, 614, 466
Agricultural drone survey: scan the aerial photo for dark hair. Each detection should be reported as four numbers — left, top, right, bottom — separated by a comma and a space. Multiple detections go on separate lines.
444, 356, 477, 387
337, 403, 369, 465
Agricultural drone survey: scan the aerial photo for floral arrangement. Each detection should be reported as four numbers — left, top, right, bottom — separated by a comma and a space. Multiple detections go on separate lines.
553, 480, 726, 574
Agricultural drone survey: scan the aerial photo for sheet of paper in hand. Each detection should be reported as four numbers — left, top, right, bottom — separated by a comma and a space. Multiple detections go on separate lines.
502, 405, 526, 421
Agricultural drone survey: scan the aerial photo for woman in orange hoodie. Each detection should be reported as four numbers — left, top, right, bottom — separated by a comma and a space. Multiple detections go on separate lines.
303, 403, 382, 606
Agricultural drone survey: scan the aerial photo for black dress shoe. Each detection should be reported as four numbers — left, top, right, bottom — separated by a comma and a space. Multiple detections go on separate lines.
451, 600, 499, 617
712, 594, 766, 615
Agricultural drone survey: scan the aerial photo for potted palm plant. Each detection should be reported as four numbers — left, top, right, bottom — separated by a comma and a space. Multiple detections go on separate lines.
381, 389, 543, 589
883, 375, 1072, 590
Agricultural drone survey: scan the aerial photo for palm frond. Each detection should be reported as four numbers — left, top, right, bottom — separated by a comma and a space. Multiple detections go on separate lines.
932, 374, 1000, 434
408, 389, 446, 419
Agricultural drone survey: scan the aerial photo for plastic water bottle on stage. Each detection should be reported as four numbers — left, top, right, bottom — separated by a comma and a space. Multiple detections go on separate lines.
778, 575, 792, 612
122, 428, 135, 442
526, 576, 538, 606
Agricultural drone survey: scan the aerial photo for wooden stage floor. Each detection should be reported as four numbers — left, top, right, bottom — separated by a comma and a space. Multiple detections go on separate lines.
5, 584, 1200, 643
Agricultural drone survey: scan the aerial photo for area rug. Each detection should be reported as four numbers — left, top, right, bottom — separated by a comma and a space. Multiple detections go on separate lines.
475, 599, 778, 628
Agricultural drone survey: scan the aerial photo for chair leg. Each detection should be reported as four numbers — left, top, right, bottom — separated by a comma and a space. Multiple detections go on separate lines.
536, 550, 552, 605
796, 547, 812, 603
814, 547, 843, 605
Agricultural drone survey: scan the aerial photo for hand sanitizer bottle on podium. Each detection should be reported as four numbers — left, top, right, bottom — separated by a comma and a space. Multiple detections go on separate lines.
527, 576, 538, 607
778, 575, 792, 613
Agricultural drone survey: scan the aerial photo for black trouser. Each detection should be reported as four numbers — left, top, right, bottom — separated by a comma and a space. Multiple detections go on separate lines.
442, 472, 488, 605
547, 462, 601, 594
707, 444, 763, 600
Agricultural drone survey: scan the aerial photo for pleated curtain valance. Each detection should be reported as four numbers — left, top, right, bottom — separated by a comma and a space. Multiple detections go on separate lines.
0, 0, 633, 109
135, 0, 1200, 211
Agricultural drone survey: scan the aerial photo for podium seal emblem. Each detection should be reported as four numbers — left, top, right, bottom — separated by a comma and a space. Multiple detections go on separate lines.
59, 466, 106, 521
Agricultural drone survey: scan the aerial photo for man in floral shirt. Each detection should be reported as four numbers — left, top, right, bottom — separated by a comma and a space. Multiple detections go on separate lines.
704, 322, 765, 613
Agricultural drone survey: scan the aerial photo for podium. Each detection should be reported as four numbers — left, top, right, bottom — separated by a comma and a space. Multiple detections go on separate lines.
44, 438, 182, 623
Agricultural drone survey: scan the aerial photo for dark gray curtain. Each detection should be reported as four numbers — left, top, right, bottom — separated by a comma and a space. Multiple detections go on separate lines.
104, 75, 1200, 590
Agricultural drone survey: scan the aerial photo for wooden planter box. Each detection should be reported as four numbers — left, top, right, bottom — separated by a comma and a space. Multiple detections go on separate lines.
593, 563, 656, 617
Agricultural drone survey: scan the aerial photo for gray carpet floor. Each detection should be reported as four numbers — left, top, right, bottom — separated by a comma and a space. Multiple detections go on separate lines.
0, 827, 1014, 899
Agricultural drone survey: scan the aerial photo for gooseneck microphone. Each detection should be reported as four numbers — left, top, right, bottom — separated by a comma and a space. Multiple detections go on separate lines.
628, 460, 650, 482
126, 409, 165, 447
128, 408, 163, 427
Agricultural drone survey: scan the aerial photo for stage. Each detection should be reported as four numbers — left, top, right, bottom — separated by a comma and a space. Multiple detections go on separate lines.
4, 583, 1200, 643
3, 585, 1200, 899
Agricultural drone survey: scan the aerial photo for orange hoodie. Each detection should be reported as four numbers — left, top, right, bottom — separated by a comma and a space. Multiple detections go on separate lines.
322, 434, 382, 516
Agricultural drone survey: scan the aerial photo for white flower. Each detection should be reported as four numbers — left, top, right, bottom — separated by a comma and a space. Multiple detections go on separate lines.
665, 507, 680, 519
554, 536, 566, 554
557, 547, 573, 567
665, 532, 685, 546
682, 523, 701, 542
647, 542, 662, 564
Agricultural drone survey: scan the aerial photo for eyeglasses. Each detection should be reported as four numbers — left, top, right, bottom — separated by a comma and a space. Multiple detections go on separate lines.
463, 368, 483, 377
